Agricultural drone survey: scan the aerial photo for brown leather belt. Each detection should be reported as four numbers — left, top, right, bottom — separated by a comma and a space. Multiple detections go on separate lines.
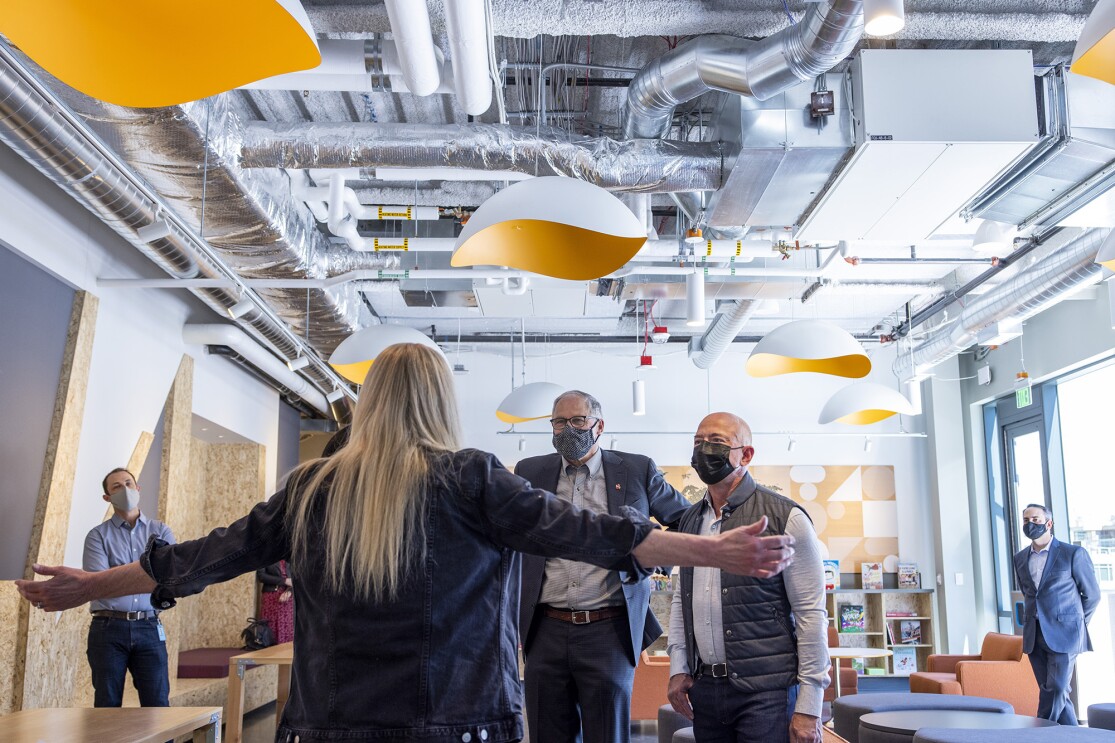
91, 610, 159, 621
542, 605, 625, 625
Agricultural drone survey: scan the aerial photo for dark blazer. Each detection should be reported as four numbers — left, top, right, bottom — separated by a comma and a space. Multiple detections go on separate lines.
1013, 537, 1100, 655
515, 449, 691, 665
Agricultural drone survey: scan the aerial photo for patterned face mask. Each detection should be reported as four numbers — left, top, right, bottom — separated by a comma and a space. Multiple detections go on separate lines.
552, 424, 598, 462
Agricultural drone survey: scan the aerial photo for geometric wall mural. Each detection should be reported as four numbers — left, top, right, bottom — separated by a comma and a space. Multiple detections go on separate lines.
660, 465, 899, 574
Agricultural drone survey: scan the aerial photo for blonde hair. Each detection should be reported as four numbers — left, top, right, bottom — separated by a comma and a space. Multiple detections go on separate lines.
288, 343, 461, 601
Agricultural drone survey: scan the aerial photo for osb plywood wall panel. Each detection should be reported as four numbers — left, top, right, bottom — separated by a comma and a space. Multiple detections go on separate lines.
20, 292, 98, 710
157, 356, 193, 685
661, 464, 900, 572
0, 582, 23, 714
177, 440, 266, 651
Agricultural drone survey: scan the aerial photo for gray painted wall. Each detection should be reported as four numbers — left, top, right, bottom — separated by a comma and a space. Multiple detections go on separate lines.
275, 401, 301, 491
0, 243, 76, 579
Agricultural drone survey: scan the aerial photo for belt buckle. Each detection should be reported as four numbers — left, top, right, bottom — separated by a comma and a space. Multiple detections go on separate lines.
125, 611, 140, 621
571, 610, 591, 625
710, 663, 728, 678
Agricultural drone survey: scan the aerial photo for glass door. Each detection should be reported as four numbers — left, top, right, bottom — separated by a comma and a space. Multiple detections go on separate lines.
1003, 421, 1049, 557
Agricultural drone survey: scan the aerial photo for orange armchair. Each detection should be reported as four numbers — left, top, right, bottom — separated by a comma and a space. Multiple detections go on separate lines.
909, 632, 1038, 716
824, 626, 859, 702
630, 651, 672, 720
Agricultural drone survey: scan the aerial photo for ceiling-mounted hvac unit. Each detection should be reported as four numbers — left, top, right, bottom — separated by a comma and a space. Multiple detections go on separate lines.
796, 50, 1040, 243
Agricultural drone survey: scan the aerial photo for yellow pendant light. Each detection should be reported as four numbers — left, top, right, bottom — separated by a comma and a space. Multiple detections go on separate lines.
1072, 0, 1115, 87
329, 326, 442, 384
819, 382, 918, 425
496, 382, 565, 424
746, 320, 871, 378
1097, 230, 1115, 271
0, 0, 320, 107
451, 177, 647, 281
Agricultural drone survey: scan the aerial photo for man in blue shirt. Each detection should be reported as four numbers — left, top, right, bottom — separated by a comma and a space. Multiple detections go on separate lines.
83, 467, 176, 707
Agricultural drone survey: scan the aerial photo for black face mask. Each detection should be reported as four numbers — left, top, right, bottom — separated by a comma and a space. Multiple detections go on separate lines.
1023, 521, 1049, 541
691, 441, 744, 485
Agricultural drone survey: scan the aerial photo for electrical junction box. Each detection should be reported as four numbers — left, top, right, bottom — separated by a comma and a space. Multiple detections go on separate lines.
978, 365, 992, 386
798, 49, 1039, 243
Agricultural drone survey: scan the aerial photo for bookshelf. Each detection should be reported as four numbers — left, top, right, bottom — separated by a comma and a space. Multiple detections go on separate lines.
827, 588, 936, 676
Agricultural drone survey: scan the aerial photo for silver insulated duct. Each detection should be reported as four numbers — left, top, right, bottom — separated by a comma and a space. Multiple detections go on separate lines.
689, 300, 760, 369
893, 229, 1108, 380
623, 0, 864, 139
239, 122, 723, 193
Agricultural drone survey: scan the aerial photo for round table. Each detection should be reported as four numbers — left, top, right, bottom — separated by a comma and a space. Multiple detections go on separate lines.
827, 647, 892, 697
860, 710, 1057, 738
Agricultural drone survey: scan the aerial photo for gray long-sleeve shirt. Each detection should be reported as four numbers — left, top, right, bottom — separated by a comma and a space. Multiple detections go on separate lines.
667, 496, 829, 718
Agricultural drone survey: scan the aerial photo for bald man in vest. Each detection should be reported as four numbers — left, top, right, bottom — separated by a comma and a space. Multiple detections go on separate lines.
667, 413, 827, 743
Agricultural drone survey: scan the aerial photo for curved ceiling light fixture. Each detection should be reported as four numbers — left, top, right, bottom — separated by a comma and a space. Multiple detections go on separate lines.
0, 0, 320, 107
746, 320, 871, 379
819, 382, 918, 425
496, 382, 565, 424
1072, 0, 1115, 87
451, 177, 647, 280
329, 325, 442, 384
970, 219, 1014, 255
1096, 230, 1115, 270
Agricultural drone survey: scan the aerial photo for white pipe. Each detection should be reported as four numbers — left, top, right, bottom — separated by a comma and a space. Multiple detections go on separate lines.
182, 324, 330, 415
444, 0, 493, 116
298, 185, 440, 220
383, 0, 442, 96
328, 174, 362, 249
372, 167, 532, 182
501, 276, 531, 295
292, 170, 329, 222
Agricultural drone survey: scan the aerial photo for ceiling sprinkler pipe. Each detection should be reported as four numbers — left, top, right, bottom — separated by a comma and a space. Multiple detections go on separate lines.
383, 0, 442, 96
444, 0, 494, 116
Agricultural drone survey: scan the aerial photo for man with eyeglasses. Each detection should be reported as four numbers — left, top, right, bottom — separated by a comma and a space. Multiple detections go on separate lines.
516, 390, 692, 743
1013, 503, 1099, 725
667, 413, 827, 743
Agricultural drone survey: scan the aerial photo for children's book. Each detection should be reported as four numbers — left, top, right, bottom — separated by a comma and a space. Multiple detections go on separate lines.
823, 560, 840, 591
839, 604, 866, 633
893, 646, 917, 675
898, 563, 920, 589
900, 620, 922, 644
861, 562, 883, 589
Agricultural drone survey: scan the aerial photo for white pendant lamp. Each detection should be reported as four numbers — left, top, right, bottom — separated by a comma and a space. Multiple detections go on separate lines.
1096, 230, 1115, 271
496, 381, 565, 424
746, 320, 871, 378
329, 325, 443, 384
632, 379, 646, 416
971, 219, 1014, 255
686, 270, 706, 327
863, 0, 906, 36
1072, 0, 1115, 87
451, 176, 647, 280
819, 382, 917, 425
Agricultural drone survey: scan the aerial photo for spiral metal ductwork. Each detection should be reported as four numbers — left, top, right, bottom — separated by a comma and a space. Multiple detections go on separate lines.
689, 300, 760, 369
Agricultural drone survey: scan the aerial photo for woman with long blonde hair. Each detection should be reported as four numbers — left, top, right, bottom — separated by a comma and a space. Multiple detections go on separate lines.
18, 343, 796, 743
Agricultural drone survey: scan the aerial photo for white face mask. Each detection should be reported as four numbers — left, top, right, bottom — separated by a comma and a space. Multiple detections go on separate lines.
109, 486, 141, 512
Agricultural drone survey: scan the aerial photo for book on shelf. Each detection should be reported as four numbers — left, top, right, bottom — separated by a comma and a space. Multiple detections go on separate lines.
861, 562, 883, 589
823, 560, 840, 591
839, 604, 866, 633
865, 667, 886, 676
899, 620, 922, 644
850, 658, 864, 674
885, 621, 896, 646
892, 646, 918, 675
898, 562, 920, 589
885, 611, 917, 617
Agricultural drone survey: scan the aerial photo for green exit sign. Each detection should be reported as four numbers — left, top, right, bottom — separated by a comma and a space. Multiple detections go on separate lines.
1016, 386, 1033, 408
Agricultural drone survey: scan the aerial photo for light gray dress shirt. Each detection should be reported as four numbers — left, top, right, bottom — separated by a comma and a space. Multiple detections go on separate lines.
538, 448, 623, 610
667, 487, 830, 718
84, 512, 175, 613
1029, 541, 1051, 589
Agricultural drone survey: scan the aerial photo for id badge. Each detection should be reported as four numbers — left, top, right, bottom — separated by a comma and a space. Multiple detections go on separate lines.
157, 620, 166, 642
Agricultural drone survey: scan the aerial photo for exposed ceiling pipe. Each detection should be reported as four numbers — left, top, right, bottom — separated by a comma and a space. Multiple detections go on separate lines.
239, 122, 723, 193
622, 0, 864, 139
183, 324, 330, 415
299, 183, 441, 221
383, 0, 442, 96
444, 0, 494, 116
688, 300, 761, 369
893, 229, 1108, 381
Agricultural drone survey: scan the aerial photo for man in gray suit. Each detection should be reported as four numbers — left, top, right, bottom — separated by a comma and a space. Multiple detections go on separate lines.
1013, 503, 1100, 725
516, 390, 691, 743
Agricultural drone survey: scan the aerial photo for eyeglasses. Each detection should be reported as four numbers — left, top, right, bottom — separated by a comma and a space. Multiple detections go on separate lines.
693, 440, 749, 457
550, 416, 599, 431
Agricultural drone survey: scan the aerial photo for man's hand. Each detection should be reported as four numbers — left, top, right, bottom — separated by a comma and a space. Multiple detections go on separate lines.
716, 516, 795, 578
15, 564, 93, 612
789, 712, 822, 743
667, 673, 694, 720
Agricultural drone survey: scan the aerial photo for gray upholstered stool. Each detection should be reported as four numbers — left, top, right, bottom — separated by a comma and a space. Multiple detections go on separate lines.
833, 693, 1014, 743
672, 727, 695, 743
1089, 704, 1115, 732
915, 726, 1115, 742
659, 704, 690, 743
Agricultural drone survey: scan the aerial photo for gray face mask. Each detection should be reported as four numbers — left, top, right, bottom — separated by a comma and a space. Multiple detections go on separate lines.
109, 486, 141, 512
552, 425, 598, 462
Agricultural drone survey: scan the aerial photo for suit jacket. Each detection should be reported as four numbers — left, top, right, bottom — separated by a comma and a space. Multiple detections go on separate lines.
516, 449, 691, 665
1013, 537, 1100, 655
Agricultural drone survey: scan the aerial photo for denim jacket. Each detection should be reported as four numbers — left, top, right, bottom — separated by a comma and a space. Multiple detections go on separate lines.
141, 449, 654, 742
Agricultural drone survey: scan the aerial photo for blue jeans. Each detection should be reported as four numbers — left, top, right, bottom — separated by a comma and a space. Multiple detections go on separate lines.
688, 676, 798, 743
87, 617, 170, 707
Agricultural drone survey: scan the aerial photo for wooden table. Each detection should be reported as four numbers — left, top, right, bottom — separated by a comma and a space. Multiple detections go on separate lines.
0, 706, 222, 742
827, 647, 892, 697
860, 710, 1056, 738
226, 642, 293, 743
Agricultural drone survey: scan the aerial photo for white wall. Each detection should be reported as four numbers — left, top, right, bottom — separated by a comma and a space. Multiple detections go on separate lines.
0, 143, 284, 569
